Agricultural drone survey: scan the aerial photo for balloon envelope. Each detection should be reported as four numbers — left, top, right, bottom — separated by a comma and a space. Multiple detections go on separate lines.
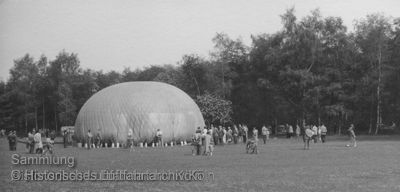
74, 81, 205, 143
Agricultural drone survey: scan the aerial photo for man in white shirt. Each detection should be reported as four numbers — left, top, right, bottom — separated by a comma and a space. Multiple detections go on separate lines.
261, 125, 268, 144
288, 125, 294, 138
34, 130, 43, 154
312, 125, 318, 143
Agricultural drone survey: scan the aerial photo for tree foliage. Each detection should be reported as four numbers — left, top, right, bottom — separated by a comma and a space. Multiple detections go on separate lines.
1, 9, 399, 135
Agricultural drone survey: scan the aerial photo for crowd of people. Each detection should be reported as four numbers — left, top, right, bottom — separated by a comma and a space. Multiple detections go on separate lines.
189, 122, 357, 153
2, 122, 358, 154
26, 129, 56, 155
190, 124, 269, 156
1, 128, 56, 155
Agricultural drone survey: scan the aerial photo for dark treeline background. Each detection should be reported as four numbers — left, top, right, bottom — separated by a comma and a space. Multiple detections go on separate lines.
1, 8, 399, 135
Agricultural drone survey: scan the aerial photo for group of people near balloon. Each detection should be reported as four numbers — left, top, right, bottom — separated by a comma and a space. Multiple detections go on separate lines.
27, 129, 56, 155
190, 122, 357, 154
191, 124, 269, 156
3, 122, 357, 154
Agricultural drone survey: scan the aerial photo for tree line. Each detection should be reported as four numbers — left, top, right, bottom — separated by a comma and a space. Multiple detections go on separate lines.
0, 8, 399, 135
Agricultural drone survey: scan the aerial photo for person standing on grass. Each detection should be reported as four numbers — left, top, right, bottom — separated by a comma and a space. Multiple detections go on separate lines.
7, 131, 13, 151
127, 129, 133, 148
94, 132, 101, 148
238, 124, 243, 143
218, 126, 224, 145
317, 125, 322, 142
222, 127, 227, 144
12, 131, 18, 151
34, 130, 43, 154
243, 125, 248, 143
261, 125, 268, 144
156, 129, 163, 147
28, 130, 35, 153
295, 125, 301, 140
228, 127, 233, 143
233, 125, 238, 144
0, 129, 5, 137
304, 126, 313, 150
204, 130, 213, 156
320, 123, 327, 143
288, 124, 294, 138
63, 129, 67, 148
252, 127, 259, 143
347, 124, 357, 147
192, 127, 202, 155
202, 126, 208, 136
312, 125, 318, 143
87, 130, 93, 149
212, 126, 219, 146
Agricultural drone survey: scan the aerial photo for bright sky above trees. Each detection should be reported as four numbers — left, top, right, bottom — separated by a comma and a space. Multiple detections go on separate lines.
0, 0, 399, 80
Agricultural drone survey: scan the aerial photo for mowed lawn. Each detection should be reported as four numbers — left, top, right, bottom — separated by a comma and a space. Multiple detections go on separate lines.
1, 136, 400, 192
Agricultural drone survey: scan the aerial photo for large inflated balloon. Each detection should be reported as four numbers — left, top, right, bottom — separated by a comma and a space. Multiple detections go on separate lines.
74, 81, 205, 143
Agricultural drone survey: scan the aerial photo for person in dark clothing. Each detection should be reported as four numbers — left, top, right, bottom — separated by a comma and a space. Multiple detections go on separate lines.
212, 126, 219, 146
233, 125, 238, 144
7, 131, 13, 151
63, 130, 68, 148
218, 126, 224, 146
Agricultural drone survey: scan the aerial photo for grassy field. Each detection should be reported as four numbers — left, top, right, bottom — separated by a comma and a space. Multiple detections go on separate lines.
1, 135, 400, 192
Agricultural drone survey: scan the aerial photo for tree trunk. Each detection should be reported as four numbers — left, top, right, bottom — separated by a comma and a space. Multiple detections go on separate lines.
221, 62, 225, 98
189, 71, 201, 96
25, 111, 28, 133
375, 47, 382, 135
35, 107, 38, 130
54, 108, 58, 133
42, 97, 45, 130
338, 114, 342, 136
368, 99, 374, 134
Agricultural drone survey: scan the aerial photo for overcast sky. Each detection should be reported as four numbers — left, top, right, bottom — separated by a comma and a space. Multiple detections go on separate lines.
0, 0, 399, 81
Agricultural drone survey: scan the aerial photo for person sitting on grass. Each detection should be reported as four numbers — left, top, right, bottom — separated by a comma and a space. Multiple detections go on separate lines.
42, 137, 54, 156
347, 124, 357, 147
50, 130, 56, 142
246, 137, 258, 154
